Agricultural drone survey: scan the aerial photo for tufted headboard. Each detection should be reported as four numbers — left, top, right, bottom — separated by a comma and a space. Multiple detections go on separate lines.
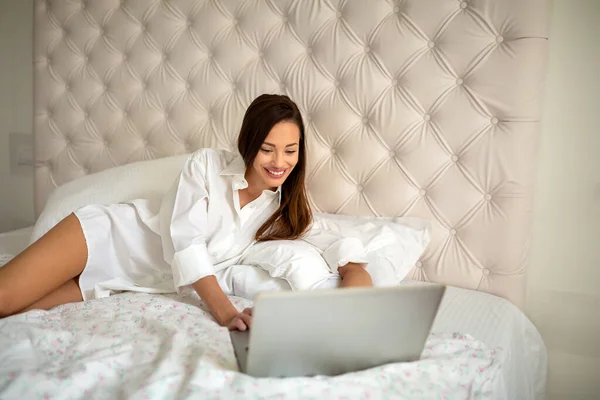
33, 0, 550, 308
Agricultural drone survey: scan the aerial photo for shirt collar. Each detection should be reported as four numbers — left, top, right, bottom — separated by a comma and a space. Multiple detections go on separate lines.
219, 154, 282, 202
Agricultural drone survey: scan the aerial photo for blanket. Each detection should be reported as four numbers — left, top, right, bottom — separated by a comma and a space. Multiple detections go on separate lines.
0, 289, 505, 400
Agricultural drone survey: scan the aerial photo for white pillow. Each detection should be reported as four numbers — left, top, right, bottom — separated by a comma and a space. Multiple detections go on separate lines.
309, 212, 431, 285
30, 154, 188, 243
240, 240, 333, 290
240, 213, 431, 289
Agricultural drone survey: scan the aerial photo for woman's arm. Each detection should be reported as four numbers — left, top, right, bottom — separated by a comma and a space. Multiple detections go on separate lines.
192, 276, 252, 330
192, 276, 237, 325
338, 263, 373, 288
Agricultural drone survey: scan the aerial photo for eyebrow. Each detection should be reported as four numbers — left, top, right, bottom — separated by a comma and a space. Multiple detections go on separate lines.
263, 142, 299, 148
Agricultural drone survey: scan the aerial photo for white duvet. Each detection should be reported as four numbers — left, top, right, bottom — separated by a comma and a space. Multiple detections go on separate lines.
0, 290, 505, 400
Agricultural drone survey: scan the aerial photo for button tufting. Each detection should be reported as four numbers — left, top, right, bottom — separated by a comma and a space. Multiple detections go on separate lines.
282, 16, 288, 23
496, 35, 504, 43
83, 111, 89, 118
449, 228, 457, 235
65, 137, 72, 145
280, 84, 286, 91
419, 189, 426, 196
491, 117, 499, 125
393, 6, 400, 13
258, 51, 264, 58
364, 46, 371, 53
357, 185, 363, 192
389, 150, 396, 157
103, 139, 109, 146
483, 268, 491, 276
232, 18, 238, 26
451, 154, 459, 162
423, 114, 431, 121
456, 78, 464, 85
391, 78, 398, 86
362, 117, 369, 124
305, 115, 312, 122
484, 193, 492, 201
231, 83, 237, 90
306, 47, 313, 54
428, 41, 435, 49
207, 52, 213, 59
460, 1, 468, 9
336, 11, 342, 19
334, 80, 340, 87
187, 19, 193, 27
415, 261, 423, 268
330, 148, 336, 155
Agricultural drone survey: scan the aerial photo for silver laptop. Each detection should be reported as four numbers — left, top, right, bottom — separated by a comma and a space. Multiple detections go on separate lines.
230, 283, 446, 378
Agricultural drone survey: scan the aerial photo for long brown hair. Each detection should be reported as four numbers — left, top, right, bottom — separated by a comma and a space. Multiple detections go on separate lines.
237, 94, 312, 241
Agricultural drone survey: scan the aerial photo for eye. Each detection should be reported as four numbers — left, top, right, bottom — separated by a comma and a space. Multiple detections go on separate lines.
285, 150, 297, 155
260, 148, 273, 154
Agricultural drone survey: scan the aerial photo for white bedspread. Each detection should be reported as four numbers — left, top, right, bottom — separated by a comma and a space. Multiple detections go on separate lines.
0, 291, 504, 400
0, 250, 545, 400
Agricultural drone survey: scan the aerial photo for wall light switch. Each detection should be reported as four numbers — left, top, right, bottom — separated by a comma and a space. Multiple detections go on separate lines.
9, 132, 33, 176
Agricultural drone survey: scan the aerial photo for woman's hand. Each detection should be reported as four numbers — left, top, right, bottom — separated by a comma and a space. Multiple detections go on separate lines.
226, 307, 253, 331
339, 263, 373, 288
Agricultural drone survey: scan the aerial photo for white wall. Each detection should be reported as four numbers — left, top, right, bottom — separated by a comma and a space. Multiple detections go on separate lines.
0, 0, 35, 233
527, 1, 600, 399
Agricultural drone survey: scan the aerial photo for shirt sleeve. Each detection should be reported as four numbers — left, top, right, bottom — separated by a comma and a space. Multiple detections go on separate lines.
302, 225, 369, 273
160, 152, 214, 292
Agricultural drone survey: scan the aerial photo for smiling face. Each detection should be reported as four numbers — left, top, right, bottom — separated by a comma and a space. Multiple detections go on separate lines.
246, 120, 300, 192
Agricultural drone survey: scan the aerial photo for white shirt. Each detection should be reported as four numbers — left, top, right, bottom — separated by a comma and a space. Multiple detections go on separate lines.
158, 148, 282, 293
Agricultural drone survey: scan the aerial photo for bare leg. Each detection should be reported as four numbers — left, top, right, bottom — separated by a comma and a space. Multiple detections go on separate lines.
20, 278, 83, 313
0, 213, 88, 317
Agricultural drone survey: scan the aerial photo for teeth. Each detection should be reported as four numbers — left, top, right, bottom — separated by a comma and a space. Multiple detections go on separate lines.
267, 169, 284, 176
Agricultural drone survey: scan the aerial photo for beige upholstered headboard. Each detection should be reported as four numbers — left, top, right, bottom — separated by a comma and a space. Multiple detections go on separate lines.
33, 0, 550, 308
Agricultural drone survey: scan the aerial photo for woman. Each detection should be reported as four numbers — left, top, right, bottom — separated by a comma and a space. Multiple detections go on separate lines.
0, 94, 372, 329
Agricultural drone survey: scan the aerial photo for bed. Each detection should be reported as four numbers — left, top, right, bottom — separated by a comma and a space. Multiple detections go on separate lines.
0, 0, 550, 398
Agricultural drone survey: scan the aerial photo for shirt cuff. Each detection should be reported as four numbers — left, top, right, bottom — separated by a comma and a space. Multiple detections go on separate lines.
322, 237, 369, 273
171, 244, 214, 292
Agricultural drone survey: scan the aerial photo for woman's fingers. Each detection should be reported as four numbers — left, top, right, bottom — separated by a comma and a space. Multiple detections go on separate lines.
227, 311, 253, 331
239, 311, 252, 328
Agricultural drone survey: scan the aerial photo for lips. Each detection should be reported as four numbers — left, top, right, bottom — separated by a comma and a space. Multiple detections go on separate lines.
264, 167, 287, 179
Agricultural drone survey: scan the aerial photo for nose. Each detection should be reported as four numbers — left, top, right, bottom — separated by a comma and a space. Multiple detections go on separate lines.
273, 151, 286, 168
